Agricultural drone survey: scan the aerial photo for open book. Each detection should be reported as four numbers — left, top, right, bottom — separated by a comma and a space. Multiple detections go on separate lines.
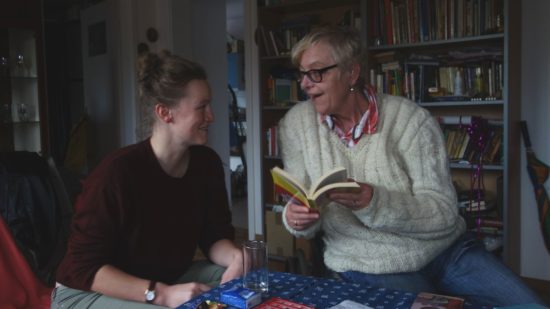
270, 166, 360, 209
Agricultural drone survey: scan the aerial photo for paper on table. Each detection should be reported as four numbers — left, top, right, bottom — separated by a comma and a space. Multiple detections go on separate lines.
328, 300, 374, 309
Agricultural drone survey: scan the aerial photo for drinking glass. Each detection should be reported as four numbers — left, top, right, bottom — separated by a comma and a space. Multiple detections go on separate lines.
242, 240, 269, 292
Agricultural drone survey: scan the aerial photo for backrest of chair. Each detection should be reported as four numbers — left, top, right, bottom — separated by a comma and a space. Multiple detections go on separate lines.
0, 151, 73, 286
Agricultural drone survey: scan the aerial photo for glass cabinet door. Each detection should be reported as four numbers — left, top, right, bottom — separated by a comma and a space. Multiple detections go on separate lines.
0, 28, 42, 152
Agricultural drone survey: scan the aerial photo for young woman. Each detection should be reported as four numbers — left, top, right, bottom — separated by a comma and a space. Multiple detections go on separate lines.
52, 51, 243, 308
279, 26, 543, 307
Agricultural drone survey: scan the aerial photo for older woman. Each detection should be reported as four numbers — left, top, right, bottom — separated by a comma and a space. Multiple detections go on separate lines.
52, 51, 243, 308
279, 26, 542, 306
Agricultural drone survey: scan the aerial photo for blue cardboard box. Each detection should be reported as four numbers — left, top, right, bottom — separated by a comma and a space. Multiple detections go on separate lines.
220, 286, 261, 309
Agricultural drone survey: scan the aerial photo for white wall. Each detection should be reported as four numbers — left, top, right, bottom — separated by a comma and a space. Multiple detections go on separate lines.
226, 0, 244, 40
243, 0, 263, 239
118, 0, 174, 145
81, 1, 119, 167
82, 0, 232, 201
520, 0, 550, 281
172, 0, 231, 199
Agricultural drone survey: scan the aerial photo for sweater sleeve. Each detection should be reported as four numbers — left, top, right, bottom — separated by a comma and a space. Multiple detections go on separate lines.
198, 149, 235, 256
55, 162, 124, 291
278, 105, 321, 239
353, 106, 465, 240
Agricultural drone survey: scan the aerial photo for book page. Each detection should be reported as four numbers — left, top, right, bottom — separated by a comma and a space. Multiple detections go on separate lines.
308, 167, 348, 195
310, 182, 361, 202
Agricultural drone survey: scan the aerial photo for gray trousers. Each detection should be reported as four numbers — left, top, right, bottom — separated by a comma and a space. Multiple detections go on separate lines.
51, 260, 226, 309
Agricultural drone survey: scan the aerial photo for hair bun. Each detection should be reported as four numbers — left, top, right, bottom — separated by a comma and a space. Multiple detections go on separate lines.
138, 53, 155, 80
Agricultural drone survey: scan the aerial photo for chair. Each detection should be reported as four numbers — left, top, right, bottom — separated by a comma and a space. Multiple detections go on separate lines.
0, 151, 73, 308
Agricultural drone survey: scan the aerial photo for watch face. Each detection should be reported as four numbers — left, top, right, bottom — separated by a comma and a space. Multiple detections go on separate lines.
145, 290, 155, 302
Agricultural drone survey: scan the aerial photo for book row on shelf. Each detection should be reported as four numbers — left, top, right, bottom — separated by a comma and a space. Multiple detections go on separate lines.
258, 24, 308, 57
368, 0, 504, 46
457, 187, 494, 211
267, 75, 305, 106
258, 6, 361, 58
456, 186, 504, 252
466, 216, 504, 252
369, 49, 503, 103
266, 125, 280, 157
440, 122, 502, 164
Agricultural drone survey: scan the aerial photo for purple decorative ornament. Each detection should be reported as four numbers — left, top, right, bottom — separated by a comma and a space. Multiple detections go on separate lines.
459, 116, 491, 236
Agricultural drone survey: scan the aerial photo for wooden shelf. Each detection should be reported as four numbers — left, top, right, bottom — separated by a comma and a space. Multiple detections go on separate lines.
256, 0, 364, 243
364, 0, 518, 265
419, 100, 504, 107
369, 33, 505, 51
450, 163, 503, 171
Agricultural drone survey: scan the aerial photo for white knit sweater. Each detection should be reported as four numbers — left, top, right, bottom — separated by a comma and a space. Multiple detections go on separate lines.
278, 94, 466, 274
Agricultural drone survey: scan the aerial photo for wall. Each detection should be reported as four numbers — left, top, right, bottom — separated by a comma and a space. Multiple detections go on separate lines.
226, 0, 244, 40
243, 0, 262, 239
81, 1, 118, 166
81, 0, 231, 199
520, 0, 550, 281
172, 0, 231, 197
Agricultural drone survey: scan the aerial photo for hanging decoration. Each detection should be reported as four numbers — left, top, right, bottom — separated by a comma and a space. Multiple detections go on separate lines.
459, 116, 491, 237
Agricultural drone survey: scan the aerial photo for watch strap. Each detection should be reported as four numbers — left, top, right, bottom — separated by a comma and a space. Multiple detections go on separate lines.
145, 280, 157, 303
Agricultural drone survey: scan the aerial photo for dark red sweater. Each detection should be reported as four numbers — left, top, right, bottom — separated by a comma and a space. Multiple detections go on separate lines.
56, 140, 235, 290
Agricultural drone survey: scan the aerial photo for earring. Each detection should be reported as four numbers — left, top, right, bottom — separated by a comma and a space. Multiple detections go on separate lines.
349, 86, 355, 92
166, 111, 173, 123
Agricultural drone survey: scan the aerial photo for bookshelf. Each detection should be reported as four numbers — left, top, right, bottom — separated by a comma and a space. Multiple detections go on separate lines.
255, 0, 365, 259
365, 0, 521, 269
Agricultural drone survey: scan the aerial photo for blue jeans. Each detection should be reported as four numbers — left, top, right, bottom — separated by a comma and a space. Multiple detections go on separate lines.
338, 233, 545, 307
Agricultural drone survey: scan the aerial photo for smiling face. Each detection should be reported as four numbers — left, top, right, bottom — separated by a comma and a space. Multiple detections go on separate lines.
169, 79, 214, 146
298, 41, 353, 117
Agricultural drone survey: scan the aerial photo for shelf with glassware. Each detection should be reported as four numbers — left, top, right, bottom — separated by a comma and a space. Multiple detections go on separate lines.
0, 26, 47, 153
365, 0, 511, 254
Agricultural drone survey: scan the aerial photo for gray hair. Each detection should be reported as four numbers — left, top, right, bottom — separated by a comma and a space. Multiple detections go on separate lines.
291, 26, 366, 86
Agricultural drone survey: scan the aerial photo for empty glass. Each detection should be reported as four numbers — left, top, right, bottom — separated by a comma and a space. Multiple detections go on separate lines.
242, 240, 269, 292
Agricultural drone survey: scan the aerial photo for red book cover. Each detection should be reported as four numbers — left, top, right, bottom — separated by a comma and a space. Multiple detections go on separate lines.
410, 292, 464, 309
256, 297, 313, 309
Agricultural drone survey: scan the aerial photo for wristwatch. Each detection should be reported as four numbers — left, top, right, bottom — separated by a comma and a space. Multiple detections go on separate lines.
145, 281, 157, 304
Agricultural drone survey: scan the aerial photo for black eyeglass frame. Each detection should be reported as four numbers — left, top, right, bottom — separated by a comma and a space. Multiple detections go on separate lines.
297, 64, 338, 83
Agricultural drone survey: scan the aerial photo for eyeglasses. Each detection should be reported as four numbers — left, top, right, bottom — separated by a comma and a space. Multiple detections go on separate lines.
297, 64, 338, 83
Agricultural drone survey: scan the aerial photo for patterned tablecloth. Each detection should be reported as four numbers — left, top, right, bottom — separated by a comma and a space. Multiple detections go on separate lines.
177, 271, 489, 309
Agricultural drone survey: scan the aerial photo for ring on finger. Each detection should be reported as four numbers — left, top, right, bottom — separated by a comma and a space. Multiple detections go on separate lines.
294, 220, 298, 226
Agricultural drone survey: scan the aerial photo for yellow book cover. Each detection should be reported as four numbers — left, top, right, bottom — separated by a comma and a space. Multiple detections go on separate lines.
270, 166, 360, 209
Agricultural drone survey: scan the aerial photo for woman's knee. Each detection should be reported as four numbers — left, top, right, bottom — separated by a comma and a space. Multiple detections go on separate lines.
177, 260, 226, 286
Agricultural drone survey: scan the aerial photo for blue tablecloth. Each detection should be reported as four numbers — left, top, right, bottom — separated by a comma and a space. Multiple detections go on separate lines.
177, 271, 489, 309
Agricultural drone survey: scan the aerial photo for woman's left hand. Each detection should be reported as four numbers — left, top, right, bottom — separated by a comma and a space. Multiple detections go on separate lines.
220, 249, 243, 284
327, 180, 373, 211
